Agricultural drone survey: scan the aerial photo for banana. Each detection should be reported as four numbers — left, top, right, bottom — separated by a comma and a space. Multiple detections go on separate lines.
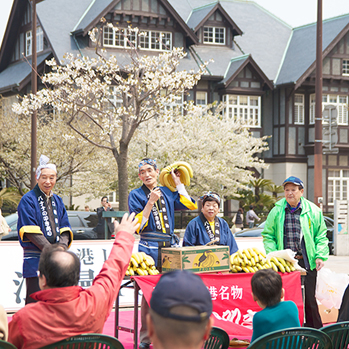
278, 263, 286, 273
242, 267, 250, 273
235, 265, 242, 271
237, 250, 244, 259
247, 266, 255, 273
130, 257, 138, 268
177, 165, 190, 186
173, 161, 193, 178
270, 262, 278, 272
243, 249, 251, 260
159, 170, 166, 187
248, 248, 257, 258
163, 173, 176, 192
125, 270, 130, 276
284, 265, 291, 273
136, 268, 145, 276
132, 253, 141, 264
140, 262, 147, 269
277, 257, 287, 267
128, 268, 134, 276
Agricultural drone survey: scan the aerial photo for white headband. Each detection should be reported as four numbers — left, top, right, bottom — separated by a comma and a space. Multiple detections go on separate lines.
36, 155, 57, 180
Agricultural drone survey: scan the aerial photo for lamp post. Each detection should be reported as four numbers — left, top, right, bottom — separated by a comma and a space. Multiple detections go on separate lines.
314, 0, 323, 209
30, 0, 38, 189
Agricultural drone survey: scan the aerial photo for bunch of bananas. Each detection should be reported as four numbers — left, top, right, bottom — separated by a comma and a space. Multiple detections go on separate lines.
230, 248, 296, 274
159, 161, 193, 192
126, 252, 160, 276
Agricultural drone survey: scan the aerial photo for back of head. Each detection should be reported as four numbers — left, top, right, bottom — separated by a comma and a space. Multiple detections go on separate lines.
150, 270, 212, 348
38, 245, 80, 288
249, 205, 253, 210
251, 269, 282, 307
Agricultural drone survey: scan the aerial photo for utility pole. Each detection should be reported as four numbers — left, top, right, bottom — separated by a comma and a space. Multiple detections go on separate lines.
314, 0, 323, 209
30, 0, 38, 189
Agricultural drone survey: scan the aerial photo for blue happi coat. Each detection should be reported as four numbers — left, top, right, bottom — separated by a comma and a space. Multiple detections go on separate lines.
17, 184, 72, 277
183, 215, 238, 255
128, 185, 197, 265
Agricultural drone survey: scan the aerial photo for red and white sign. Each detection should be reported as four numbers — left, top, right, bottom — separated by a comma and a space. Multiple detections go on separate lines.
133, 272, 304, 338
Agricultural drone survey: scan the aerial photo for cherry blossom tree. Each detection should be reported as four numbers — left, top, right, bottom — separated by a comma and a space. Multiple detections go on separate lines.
129, 104, 269, 197
12, 27, 207, 210
0, 99, 114, 198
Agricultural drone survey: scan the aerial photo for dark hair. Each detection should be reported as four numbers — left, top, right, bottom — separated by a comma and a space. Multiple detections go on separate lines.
101, 196, 108, 202
251, 269, 282, 307
202, 196, 220, 207
38, 245, 80, 288
249, 205, 253, 210
238, 208, 243, 214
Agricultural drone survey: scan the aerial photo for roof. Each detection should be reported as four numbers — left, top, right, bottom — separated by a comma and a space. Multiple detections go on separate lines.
275, 14, 349, 86
0, 53, 50, 92
187, 3, 216, 31
169, 0, 292, 81
222, 55, 249, 83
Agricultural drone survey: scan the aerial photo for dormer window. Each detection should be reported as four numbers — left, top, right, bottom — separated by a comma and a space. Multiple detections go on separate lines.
25, 27, 43, 56
103, 27, 172, 51
203, 26, 225, 45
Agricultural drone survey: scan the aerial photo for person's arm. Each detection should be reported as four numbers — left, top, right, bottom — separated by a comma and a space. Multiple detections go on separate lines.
8, 316, 23, 348
224, 221, 238, 255
183, 221, 196, 246
314, 210, 329, 270
89, 214, 139, 313
261, 210, 278, 254
0, 305, 8, 341
171, 170, 197, 211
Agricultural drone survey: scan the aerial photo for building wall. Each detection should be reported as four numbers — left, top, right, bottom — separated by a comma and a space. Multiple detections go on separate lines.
264, 162, 308, 198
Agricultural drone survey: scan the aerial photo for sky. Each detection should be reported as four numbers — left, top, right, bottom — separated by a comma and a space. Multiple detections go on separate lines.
2, 0, 349, 48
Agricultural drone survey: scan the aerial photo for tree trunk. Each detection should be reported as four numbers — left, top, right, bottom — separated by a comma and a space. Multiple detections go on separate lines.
116, 143, 129, 211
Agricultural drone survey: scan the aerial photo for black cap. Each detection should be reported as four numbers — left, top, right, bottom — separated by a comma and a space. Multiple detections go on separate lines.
150, 270, 212, 322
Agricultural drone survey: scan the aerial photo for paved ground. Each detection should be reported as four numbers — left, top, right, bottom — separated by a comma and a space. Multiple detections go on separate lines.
324, 255, 349, 274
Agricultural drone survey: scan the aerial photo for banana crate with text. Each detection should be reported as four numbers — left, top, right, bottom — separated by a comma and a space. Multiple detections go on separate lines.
161, 245, 230, 273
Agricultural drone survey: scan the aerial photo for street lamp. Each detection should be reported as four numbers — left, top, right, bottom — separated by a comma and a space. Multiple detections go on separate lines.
30, 0, 44, 189
314, 0, 323, 208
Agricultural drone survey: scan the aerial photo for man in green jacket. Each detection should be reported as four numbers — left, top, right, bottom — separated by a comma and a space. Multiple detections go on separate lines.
262, 176, 329, 328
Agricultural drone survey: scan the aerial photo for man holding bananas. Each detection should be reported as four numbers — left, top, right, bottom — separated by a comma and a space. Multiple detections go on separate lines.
262, 176, 329, 329
183, 192, 238, 256
128, 158, 197, 349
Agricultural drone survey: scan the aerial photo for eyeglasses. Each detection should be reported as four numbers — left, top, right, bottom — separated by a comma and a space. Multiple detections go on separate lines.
138, 159, 157, 169
200, 191, 220, 204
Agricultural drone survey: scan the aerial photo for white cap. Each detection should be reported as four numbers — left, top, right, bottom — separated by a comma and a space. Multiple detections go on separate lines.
36, 155, 57, 180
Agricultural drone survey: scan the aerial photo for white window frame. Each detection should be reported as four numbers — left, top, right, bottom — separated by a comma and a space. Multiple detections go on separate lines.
294, 94, 304, 124
328, 169, 349, 205
103, 27, 136, 49
222, 94, 261, 127
25, 27, 43, 56
161, 91, 184, 115
103, 27, 172, 51
309, 93, 348, 125
342, 59, 349, 76
196, 91, 207, 106
203, 26, 225, 45
107, 192, 117, 203
106, 86, 123, 111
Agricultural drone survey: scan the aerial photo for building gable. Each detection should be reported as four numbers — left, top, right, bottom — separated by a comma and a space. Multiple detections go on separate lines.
187, 2, 242, 47
220, 55, 273, 94
72, 0, 198, 45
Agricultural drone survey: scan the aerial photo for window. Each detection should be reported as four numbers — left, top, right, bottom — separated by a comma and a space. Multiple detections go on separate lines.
105, 86, 123, 111
222, 95, 261, 127
196, 91, 207, 106
103, 27, 136, 48
294, 94, 304, 124
328, 169, 349, 205
160, 90, 183, 115
107, 192, 117, 203
309, 94, 348, 125
203, 27, 225, 45
25, 27, 43, 56
103, 27, 172, 51
342, 59, 349, 75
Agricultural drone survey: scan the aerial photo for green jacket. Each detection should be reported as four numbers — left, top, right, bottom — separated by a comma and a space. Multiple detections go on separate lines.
262, 197, 329, 270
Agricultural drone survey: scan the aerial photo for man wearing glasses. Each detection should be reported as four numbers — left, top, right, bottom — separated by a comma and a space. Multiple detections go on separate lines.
128, 158, 197, 349
183, 192, 238, 255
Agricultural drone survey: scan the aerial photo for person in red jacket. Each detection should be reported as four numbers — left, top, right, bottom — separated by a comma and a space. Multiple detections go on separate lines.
8, 213, 139, 349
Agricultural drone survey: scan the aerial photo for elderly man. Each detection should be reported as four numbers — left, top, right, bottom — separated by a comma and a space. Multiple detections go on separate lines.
183, 191, 238, 255
147, 270, 213, 349
262, 176, 329, 328
128, 158, 197, 349
8, 213, 139, 349
17, 155, 73, 304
